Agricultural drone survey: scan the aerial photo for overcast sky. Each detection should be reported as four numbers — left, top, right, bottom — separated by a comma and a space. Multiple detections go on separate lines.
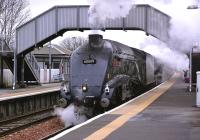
29, 0, 89, 17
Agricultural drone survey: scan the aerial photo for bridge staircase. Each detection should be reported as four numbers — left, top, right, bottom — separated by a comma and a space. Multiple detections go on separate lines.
23, 53, 40, 84
0, 46, 40, 86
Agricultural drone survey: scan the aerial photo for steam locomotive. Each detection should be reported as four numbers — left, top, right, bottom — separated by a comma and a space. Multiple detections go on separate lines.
60, 34, 162, 117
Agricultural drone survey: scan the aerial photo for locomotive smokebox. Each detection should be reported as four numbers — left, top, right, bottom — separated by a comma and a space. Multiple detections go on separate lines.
89, 34, 103, 48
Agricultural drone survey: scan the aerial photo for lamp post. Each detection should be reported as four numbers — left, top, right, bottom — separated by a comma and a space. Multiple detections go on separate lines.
189, 47, 192, 92
187, 4, 200, 92
189, 46, 198, 92
13, 40, 17, 89
189, 47, 193, 92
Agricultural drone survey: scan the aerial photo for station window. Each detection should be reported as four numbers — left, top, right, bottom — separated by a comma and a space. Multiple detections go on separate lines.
53, 62, 60, 69
44, 62, 50, 69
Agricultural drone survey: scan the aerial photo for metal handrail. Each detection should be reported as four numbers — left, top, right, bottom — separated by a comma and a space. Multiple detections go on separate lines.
25, 53, 40, 81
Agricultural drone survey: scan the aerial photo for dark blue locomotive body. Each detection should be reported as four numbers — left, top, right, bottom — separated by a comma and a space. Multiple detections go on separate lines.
60, 34, 160, 116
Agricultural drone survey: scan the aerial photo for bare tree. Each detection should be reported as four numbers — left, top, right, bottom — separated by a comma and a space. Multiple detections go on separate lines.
59, 36, 88, 51
0, 0, 30, 49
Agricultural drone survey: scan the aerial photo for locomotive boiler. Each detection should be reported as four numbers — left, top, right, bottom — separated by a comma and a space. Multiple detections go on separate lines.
60, 34, 161, 117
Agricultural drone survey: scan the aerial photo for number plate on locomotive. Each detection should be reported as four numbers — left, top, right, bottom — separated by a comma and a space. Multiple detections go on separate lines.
83, 59, 96, 64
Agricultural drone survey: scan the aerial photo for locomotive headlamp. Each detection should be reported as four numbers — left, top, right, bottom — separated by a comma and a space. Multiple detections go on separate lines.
62, 83, 69, 93
105, 84, 110, 93
61, 82, 69, 94
82, 84, 88, 92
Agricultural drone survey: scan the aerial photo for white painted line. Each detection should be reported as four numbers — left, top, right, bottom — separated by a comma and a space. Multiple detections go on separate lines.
50, 81, 167, 140
0, 88, 60, 101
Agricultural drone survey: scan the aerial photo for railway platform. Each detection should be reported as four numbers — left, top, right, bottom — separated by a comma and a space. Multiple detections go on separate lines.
0, 82, 61, 124
52, 73, 200, 140
0, 83, 60, 100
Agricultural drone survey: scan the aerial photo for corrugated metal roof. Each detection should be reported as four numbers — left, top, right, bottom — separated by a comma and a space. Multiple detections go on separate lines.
32, 44, 71, 55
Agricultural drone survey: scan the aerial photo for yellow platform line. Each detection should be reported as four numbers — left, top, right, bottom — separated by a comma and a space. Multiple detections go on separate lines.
84, 74, 177, 140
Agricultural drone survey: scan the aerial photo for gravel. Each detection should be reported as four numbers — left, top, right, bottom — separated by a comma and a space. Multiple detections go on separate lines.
1, 117, 64, 140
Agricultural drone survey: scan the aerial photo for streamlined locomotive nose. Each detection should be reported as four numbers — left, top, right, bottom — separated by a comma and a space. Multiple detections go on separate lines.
69, 34, 113, 108
72, 83, 100, 107
74, 94, 97, 107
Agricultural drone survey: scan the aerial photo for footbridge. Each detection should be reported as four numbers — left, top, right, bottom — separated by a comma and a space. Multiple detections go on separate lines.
16, 4, 170, 55
12, 4, 170, 89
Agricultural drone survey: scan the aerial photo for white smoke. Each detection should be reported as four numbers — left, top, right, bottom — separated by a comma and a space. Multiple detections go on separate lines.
168, 3, 200, 52
54, 104, 87, 127
140, 36, 189, 71
133, 0, 200, 71
136, 0, 200, 52
88, 0, 134, 28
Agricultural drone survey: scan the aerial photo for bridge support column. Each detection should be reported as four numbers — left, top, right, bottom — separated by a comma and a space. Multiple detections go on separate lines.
0, 55, 3, 88
13, 48, 17, 90
20, 55, 25, 87
48, 42, 52, 83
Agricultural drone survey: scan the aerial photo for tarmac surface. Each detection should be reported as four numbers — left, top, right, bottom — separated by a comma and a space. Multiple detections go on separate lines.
52, 74, 200, 140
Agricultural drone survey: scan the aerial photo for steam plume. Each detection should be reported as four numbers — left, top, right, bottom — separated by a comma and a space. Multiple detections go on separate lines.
54, 104, 87, 127
88, 0, 134, 28
140, 36, 189, 71
135, 0, 200, 71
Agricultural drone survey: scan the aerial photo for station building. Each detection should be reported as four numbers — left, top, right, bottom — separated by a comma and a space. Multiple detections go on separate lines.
0, 43, 71, 88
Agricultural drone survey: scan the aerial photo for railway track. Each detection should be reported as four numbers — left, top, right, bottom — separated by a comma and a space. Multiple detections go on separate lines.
0, 109, 53, 137
0, 90, 61, 137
